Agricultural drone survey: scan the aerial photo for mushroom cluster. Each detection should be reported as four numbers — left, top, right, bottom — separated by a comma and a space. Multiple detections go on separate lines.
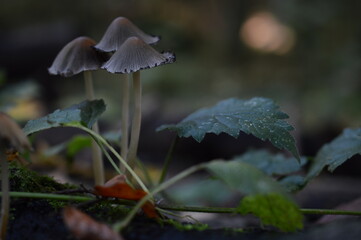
48, 17, 175, 183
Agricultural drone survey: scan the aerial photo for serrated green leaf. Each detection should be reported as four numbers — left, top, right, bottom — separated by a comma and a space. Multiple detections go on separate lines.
233, 150, 307, 176
205, 160, 303, 231
237, 193, 303, 232
206, 160, 287, 195
306, 128, 361, 181
23, 99, 106, 135
157, 97, 299, 160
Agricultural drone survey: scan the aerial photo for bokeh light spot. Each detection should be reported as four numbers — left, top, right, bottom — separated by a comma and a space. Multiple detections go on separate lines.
240, 12, 295, 55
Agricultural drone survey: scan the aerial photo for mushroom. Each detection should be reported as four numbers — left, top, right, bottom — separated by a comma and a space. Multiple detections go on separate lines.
48, 36, 108, 185
94, 17, 160, 170
102, 36, 175, 176
0, 112, 31, 240
93, 17, 160, 52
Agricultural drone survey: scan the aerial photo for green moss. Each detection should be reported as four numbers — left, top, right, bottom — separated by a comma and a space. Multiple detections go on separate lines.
6, 162, 78, 210
47, 199, 69, 210
85, 200, 131, 223
8, 162, 75, 193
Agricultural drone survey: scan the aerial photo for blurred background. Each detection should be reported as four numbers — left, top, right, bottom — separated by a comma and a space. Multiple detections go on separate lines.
0, 0, 360, 179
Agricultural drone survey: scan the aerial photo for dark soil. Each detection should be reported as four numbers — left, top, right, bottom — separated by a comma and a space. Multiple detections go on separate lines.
7, 198, 361, 240
8, 199, 72, 240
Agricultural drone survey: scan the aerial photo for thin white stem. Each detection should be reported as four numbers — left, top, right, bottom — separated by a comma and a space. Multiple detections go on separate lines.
84, 71, 104, 185
75, 124, 149, 193
127, 71, 142, 177
84, 71, 95, 100
0, 152, 9, 240
120, 74, 130, 172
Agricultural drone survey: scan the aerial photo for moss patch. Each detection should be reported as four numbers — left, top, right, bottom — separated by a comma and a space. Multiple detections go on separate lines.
8, 162, 75, 193
84, 200, 131, 224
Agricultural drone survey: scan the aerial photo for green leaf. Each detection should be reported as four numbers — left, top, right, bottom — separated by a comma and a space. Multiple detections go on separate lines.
23, 99, 106, 135
306, 128, 361, 181
157, 97, 299, 160
279, 175, 306, 192
233, 150, 307, 176
169, 179, 234, 205
66, 135, 92, 158
206, 160, 287, 195
237, 193, 303, 232
205, 160, 303, 231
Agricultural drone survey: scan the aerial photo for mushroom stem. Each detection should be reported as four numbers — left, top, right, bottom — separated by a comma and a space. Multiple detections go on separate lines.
0, 151, 9, 240
84, 71, 105, 185
127, 71, 142, 177
120, 74, 129, 172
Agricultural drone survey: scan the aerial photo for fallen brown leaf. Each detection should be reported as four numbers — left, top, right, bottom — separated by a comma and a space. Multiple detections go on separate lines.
95, 181, 159, 219
63, 207, 123, 240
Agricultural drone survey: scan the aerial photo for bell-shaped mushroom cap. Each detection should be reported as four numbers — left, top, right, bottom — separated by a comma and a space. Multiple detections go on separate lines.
102, 37, 175, 74
48, 36, 107, 77
94, 17, 160, 52
0, 113, 31, 152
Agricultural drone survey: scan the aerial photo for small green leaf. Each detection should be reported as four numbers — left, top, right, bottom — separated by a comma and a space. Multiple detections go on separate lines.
205, 160, 303, 231
237, 193, 303, 232
169, 179, 234, 205
206, 160, 286, 195
66, 135, 92, 158
23, 99, 106, 135
279, 175, 306, 192
306, 128, 361, 181
233, 150, 307, 176
157, 97, 299, 160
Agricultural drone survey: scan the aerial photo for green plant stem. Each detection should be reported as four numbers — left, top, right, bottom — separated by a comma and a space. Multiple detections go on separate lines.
94, 137, 135, 189
127, 71, 142, 178
299, 208, 361, 216
95, 138, 123, 176
112, 162, 208, 231
120, 74, 130, 172
4, 191, 361, 218
158, 205, 361, 216
0, 152, 9, 240
159, 205, 235, 214
159, 136, 178, 184
75, 124, 149, 193
3, 192, 93, 202
135, 158, 154, 187
84, 70, 104, 185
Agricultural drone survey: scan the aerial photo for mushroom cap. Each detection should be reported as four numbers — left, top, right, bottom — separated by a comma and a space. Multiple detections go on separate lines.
0, 112, 31, 152
48, 36, 107, 77
102, 37, 175, 74
94, 17, 160, 52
